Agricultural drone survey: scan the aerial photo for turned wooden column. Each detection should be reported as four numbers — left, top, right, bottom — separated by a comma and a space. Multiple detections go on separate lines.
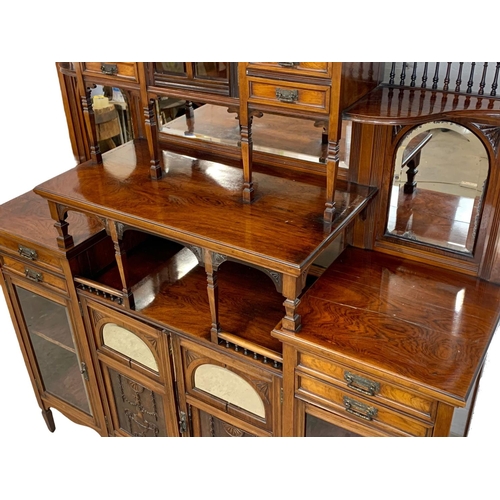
281, 273, 307, 332
204, 250, 227, 343
107, 220, 134, 309
74, 63, 102, 164
144, 98, 163, 180
238, 63, 255, 203
47, 201, 74, 250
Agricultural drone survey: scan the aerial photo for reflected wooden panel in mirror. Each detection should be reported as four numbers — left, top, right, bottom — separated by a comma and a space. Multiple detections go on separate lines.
158, 100, 352, 169
387, 121, 488, 254
90, 85, 135, 153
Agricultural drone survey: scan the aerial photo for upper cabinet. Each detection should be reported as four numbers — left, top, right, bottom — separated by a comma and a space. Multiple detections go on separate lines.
148, 62, 239, 97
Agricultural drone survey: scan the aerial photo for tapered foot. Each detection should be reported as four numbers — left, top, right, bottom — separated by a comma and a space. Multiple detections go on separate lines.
42, 408, 56, 433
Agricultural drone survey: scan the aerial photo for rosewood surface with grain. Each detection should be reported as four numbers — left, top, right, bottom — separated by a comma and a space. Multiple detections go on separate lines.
275, 246, 500, 406
33, 139, 375, 277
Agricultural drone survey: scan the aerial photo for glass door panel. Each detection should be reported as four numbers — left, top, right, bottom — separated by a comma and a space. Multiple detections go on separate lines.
153, 62, 186, 76
305, 413, 361, 437
193, 62, 228, 81
15, 285, 91, 415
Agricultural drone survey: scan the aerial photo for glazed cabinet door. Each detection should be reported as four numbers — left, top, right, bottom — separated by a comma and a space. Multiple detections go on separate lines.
3, 273, 102, 432
81, 296, 179, 437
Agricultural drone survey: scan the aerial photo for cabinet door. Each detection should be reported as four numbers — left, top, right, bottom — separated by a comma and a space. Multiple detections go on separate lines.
190, 406, 262, 437
6, 275, 96, 425
299, 400, 386, 437
82, 297, 179, 436
151, 62, 237, 96
175, 336, 282, 435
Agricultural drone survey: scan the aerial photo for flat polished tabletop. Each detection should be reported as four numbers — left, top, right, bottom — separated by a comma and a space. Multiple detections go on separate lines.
34, 139, 376, 275
274, 246, 500, 404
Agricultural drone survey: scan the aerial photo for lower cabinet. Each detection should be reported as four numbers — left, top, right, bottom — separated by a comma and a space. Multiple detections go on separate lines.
192, 408, 258, 437
173, 335, 283, 437
2, 272, 104, 433
80, 296, 180, 436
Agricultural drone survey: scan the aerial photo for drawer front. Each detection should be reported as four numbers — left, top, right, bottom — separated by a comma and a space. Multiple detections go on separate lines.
82, 62, 138, 83
0, 236, 63, 274
179, 338, 280, 433
1, 255, 67, 294
297, 374, 433, 437
248, 62, 333, 78
299, 352, 435, 421
247, 77, 330, 114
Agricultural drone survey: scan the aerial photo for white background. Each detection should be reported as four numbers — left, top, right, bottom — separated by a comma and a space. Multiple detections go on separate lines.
0, 19, 499, 499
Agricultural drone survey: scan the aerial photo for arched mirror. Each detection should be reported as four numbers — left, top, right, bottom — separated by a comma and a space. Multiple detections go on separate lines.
387, 121, 489, 254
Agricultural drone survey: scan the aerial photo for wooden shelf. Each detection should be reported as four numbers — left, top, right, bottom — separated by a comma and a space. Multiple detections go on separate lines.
344, 86, 500, 125
34, 139, 376, 275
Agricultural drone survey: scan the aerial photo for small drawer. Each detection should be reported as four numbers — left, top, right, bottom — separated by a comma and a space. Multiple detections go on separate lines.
0, 236, 63, 274
247, 77, 330, 114
2, 255, 67, 294
247, 62, 333, 79
297, 374, 433, 437
298, 352, 435, 421
82, 62, 139, 83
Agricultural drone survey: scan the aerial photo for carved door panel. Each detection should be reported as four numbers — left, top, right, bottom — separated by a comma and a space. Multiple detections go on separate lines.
102, 365, 169, 437
191, 407, 261, 437
81, 296, 180, 436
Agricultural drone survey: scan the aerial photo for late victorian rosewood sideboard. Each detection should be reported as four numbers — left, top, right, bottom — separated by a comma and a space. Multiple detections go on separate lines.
1, 62, 499, 437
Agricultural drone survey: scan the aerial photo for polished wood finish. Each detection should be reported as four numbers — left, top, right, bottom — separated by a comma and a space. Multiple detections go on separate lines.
344, 86, 500, 125
274, 246, 500, 436
2, 62, 500, 438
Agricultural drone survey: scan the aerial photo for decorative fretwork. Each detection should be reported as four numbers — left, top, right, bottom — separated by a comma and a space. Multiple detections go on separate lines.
222, 421, 245, 437
124, 409, 160, 437
118, 374, 159, 418
471, 124, 500, 155
211, 252, 228, 270
253, 380, 270, 404
92, 309, 106, 325
186, 245, 204, 266
185, 349, 202, 367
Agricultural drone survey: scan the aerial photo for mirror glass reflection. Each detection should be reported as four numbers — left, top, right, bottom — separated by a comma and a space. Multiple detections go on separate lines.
387, 121, 489, 254
157, 98, 352, 169
90, 85, 134, 153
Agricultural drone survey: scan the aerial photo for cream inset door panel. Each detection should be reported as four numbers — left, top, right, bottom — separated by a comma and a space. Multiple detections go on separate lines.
194, 364, 265, 418
102, 323, 158, 371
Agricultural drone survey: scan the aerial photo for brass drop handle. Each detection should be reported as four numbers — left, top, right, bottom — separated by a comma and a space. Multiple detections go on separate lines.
276, 88, 299, 103
101, 63, 118, 75
343, 396, 378, 421
278, 62, 299, 68
25, 268, 43, 283
344, 371, 380, 396
18, 245, 38, 261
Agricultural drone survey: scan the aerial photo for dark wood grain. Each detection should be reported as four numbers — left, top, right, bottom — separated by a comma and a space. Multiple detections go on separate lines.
344, 86, 500, 125
0, 191, 104, 252
34, 139, 375, 274
275, 247, 500, 405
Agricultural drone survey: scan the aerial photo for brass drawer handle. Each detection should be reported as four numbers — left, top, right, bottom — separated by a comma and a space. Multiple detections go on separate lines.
276, 88, 298, 103
18, 245, 38, 261
25, 268, 43, 283
278, 62, 299, 68
344, 371, 380, 396
101, 63, 118, 76
343, 396, 378, 421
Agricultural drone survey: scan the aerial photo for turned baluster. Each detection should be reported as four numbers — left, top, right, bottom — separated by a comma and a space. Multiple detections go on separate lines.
108, 221, 134, 309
